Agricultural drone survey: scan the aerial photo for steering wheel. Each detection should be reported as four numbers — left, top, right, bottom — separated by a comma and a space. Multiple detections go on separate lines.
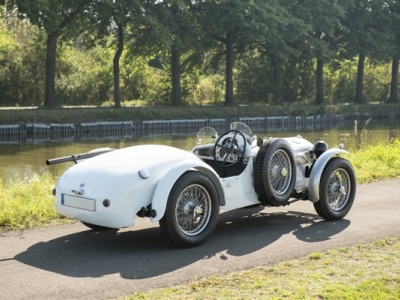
213, 130, 247, 167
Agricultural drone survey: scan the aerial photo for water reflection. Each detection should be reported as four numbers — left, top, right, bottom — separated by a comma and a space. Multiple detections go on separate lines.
0, 118, 398, 180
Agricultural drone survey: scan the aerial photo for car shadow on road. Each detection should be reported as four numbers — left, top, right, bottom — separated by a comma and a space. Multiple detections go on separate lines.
14, 206, 350, 280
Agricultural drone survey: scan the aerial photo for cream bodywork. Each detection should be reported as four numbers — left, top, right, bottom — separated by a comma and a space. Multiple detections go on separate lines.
55, 145, 222, 228
53, 131, 346, 230
55, 143, 267, 228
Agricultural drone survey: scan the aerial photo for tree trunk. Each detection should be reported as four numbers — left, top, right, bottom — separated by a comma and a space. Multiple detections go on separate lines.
113, 23, 124, 108
270, 54, 281, 104
224, 30, 234, 106
171, 44, 183, 106
355, 53, 366, 104
316, 56, 324, 105
44, 31, 58, 108
42, 2, 89, 108
388, 56, 399, 104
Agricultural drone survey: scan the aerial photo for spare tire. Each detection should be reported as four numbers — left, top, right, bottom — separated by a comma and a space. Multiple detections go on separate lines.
254, 138, 296, 206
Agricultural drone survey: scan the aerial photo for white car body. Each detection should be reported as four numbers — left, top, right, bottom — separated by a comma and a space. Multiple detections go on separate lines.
49, 122, 356, 247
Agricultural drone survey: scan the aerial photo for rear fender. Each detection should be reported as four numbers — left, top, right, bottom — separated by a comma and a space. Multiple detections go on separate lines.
308, 148, 349, 203
150, 159, 224, 222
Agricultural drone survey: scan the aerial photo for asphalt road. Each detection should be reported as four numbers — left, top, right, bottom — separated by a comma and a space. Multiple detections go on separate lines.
1, 178, 400, 300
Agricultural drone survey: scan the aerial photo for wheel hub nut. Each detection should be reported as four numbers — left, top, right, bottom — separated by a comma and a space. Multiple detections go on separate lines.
194, 206, 202, 215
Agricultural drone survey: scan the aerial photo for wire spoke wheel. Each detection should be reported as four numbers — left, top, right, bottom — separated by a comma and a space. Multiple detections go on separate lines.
160, 172, 220, 248
175, 184, 212, 236
314, 157, 356, 221
269, 149, 293, 195
325, 168, 351, 211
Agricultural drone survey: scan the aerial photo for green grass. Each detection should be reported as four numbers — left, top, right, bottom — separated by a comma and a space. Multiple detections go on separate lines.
349, 139, 400, 183
0, 103, 399, 124
0, 172, 68, 230
125, 237, 400, 300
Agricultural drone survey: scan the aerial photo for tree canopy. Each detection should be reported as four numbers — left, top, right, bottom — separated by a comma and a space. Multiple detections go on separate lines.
0, 0, 398, 107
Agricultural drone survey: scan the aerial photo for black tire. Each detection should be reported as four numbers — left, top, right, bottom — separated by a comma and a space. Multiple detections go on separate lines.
313, 157, 356, 220
81, 222, 114, 231
312, 199, 329, 220
254, 138, 296, 206
159, 171, 220, 248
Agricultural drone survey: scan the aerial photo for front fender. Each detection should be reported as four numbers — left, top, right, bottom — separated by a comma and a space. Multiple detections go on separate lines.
150, 159, 224, 222
308, 148, 349, 203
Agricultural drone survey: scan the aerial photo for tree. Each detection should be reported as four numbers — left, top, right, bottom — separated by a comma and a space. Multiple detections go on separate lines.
387, 0, 400, 103
9, 0, 92, 107
157, 1, 187, 106
290, 0, 346, 105
195, 0, 273, 106
134, 0, 203, 106
341, 0, 390, 104
255, 1, 309, 104
94, 0, 143, 107
0, 6, 47, 106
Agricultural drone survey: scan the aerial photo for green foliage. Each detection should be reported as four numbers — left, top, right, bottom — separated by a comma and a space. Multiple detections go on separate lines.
235, 50, 318, 104
1, 104, 399, 124
0, 1, 399, 107
342, 0, 391, 59
235, 51, 272, 104
312, 57, 391, 104
56, 44, 113, 105
0, 9, 46, 106
325, 59, 357, 103
10, 0, 91, 36
349, 139, 400, 183
289, 0, 345, 57
120, 56, 158, 103
0, 172, 65, 229
192, 74, 224, 105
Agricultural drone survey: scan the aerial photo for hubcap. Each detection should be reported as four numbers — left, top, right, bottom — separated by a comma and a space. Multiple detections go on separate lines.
183, 202, 203, 218
269, 150, 292, 195
326, 168, 351, 211
175, 184, 211, 236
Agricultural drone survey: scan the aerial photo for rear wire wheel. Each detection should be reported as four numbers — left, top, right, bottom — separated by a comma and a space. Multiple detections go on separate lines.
159, 171, 220, 248
314, 157, 356, 220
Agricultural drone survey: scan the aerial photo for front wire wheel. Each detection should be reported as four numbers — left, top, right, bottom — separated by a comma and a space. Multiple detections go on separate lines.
314, 157, 356, 220
160, 171, 220, 248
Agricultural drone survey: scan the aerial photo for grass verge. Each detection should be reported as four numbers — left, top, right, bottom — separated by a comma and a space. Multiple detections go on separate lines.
125, 237, 400, 299
0, 172, 68, 230
348, 139, 400, 183
0, 103, 399, 124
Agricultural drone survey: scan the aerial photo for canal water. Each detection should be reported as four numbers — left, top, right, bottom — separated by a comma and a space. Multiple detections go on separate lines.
0, 117, 399, 180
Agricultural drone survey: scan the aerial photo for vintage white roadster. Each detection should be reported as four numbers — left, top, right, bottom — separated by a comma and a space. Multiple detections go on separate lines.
47, 122, 356, 248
